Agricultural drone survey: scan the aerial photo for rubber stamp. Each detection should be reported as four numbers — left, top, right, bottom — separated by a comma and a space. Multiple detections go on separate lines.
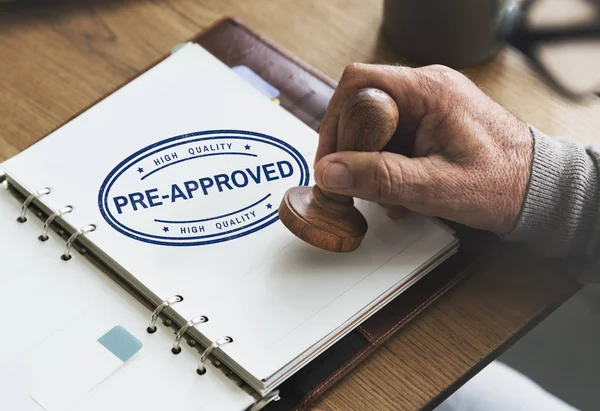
278, 88, 400, 252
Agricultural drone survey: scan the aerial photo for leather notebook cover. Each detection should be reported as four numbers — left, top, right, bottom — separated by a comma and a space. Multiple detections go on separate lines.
191, 17, 500, 410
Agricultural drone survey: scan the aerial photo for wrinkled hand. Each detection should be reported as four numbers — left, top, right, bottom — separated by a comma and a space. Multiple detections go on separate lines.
314, 63, 534, 234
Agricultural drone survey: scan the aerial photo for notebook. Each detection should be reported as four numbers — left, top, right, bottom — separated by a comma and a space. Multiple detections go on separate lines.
0, 184, 254, 411
0, 41, 458, 409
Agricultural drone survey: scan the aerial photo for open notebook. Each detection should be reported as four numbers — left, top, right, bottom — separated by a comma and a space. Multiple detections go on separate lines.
0, 184, 254, 411
0, 42, 458, 408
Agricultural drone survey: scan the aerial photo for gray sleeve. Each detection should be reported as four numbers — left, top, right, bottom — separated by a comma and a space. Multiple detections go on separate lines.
503, 126, 600, 283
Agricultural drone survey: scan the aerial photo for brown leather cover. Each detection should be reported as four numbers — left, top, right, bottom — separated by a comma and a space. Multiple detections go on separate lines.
189, 17, 498, 410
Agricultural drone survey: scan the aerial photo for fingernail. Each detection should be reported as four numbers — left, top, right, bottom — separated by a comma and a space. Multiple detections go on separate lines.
322, 163, 351, 189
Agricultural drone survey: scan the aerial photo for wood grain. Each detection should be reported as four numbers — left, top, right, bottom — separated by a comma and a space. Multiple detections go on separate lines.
0, 1, 594, 410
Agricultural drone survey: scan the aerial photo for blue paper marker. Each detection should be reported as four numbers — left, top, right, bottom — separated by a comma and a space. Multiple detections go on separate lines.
97, 325, 143, 362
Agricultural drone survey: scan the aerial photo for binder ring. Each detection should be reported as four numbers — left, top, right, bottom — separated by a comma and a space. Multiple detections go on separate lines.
172, 316, 208, 354
197, 336, 232, 375
61, 224, 96, 261
248, 390, 281, 411
17, 187, 51, 223
147, 295, 184, 334
39, 206, 74, 241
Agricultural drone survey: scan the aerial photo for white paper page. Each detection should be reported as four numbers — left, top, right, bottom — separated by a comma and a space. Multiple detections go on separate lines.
0, 43, 455, 383
0, 288, 253, 411
0, 187, 112, 372
266, 230, 458, 388
1, 43, 318, 307
0, 186, 253, 411
197, 205, 455, 380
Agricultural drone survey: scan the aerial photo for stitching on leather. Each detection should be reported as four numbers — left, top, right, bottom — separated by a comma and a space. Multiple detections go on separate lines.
297, 270, 464, 409
294, 259, 479, 411
358, 325, 375, 340
237, 23, 337, 88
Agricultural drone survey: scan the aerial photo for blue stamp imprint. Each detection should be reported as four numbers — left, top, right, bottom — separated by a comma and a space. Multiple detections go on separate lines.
98, 130, 310, 247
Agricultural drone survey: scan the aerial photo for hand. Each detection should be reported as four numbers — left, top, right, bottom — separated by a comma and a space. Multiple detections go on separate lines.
313, 63, 534, 234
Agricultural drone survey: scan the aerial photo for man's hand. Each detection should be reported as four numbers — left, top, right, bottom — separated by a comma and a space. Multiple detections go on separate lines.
313, 63, 534, 234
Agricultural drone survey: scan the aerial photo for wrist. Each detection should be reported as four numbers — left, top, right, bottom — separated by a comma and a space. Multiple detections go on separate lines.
497, 121, 534, 234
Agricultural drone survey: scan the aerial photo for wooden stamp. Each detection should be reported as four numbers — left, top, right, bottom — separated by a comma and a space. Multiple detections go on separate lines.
278, 88, 400, 252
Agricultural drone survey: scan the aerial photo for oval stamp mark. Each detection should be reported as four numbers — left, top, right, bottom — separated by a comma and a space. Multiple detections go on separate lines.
98, 130, 310, 246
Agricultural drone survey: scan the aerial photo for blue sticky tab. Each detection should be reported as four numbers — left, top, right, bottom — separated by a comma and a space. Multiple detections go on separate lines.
231, 65, 280, 99
97, 326, 143, 362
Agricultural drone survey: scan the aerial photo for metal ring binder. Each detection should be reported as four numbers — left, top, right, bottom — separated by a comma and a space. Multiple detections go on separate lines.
17, 187, 51, 223
248, 390, 281, 411
196, 336, 232, 375
172, 316, 208, 354
61, 224, 96, 261
39, 205, 74, 241
147, 295, 184, 334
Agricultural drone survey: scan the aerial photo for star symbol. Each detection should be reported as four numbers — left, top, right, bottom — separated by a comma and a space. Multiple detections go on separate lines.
266, 203, 273, 210
163, 226, 169, 232
244, 144, 251, 150
137, 167, 144, 173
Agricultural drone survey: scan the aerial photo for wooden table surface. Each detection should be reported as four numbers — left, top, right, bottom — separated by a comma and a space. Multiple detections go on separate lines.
1, 1, 599, 410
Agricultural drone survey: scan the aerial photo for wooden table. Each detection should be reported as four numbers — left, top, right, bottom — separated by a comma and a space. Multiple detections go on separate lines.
1, 1, 598, 410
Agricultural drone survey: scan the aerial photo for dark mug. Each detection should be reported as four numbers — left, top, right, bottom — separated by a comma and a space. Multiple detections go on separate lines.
382, 0, 521, 67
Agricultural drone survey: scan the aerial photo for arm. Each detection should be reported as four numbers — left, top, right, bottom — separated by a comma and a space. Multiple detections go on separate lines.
312, 63, 600, 282
504, 128, 600, 282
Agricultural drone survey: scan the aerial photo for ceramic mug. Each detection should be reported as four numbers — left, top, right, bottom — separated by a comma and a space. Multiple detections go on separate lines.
382, 0, 522, 67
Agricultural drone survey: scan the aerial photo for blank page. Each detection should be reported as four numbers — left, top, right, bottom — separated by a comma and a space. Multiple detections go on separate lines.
0, 185, 253, 411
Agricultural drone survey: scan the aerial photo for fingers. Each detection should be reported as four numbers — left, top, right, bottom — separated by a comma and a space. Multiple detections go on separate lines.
386, 205, 411, 220
314, 63, 433, 167
314, 150, 435, 208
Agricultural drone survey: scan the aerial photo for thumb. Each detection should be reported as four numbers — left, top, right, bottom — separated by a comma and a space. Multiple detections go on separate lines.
314, 151, 434, 207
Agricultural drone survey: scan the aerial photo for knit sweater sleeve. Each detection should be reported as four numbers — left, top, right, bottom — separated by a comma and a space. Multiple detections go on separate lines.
503, 126, 600, 284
